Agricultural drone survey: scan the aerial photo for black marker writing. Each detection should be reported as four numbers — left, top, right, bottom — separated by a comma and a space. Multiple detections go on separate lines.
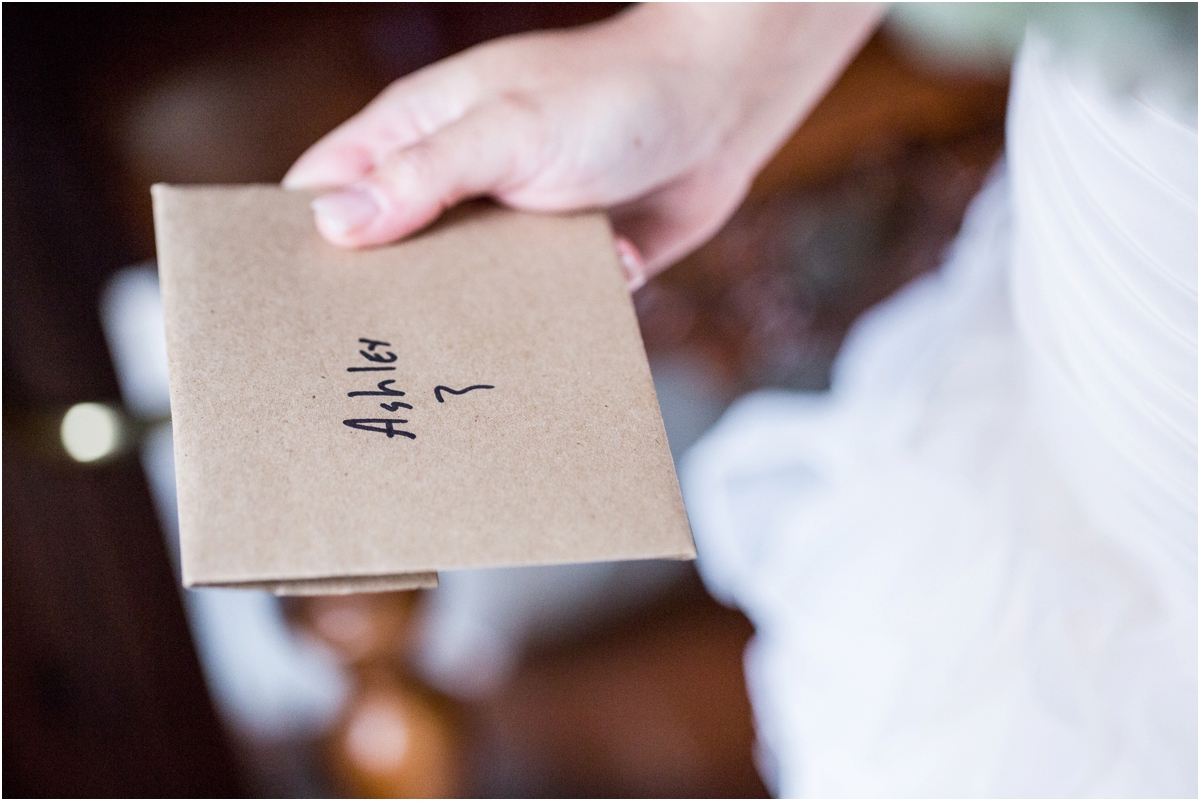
359, 349, 398, 363
343, 339, 416, 440
342, 418, 416, 439
434, 384, 495, 403
348, 379, 407, 398
348, 381, 413, 411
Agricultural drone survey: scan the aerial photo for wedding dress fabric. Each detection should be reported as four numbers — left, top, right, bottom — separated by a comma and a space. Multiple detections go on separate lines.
682, 32, 1196, 797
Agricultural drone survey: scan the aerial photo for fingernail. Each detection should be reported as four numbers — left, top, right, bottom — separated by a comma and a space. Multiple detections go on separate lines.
615, 238, 646, 291
311, 186, 380, 235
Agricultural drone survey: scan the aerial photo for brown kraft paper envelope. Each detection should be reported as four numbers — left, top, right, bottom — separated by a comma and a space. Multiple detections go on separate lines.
152, 185, 695, 595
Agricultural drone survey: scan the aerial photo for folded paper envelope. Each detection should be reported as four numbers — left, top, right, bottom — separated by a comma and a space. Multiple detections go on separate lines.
152, 185, 695, 595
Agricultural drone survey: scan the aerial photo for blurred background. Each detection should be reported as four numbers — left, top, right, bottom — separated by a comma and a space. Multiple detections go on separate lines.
4, 4, 1008, 797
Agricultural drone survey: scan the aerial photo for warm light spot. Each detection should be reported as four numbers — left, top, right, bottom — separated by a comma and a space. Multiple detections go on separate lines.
346, 697, 410, 774
60, 403, 121, 462
314, 603, 373, 654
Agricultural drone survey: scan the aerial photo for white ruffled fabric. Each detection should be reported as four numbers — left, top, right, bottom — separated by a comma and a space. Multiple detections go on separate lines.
682, 31, 1196, 797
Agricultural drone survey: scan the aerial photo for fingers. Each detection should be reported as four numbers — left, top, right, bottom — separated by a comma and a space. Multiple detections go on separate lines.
309, 100, 542, 248
282, 138, 377, 191
283, 64, 480, 190
610, 168, 748, 282
614, 236, 648, 291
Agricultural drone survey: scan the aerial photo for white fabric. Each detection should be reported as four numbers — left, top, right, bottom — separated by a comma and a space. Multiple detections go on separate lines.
682, 31, 1196, 797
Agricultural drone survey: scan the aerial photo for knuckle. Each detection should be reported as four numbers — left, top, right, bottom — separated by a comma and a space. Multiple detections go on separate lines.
488, 95, 549, 187
494, 92, 545, 132
377, 142, 439, 197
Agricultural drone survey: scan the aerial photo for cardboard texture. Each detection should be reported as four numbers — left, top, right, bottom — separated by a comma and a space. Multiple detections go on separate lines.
212, 572, 440, 596
153, 185, 695, 594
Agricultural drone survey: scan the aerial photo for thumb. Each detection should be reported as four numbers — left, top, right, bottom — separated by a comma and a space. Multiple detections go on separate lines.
309, 101, 539, 248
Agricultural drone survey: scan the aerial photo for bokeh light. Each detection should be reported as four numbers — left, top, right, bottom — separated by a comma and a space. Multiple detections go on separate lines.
60, 402, 122, 462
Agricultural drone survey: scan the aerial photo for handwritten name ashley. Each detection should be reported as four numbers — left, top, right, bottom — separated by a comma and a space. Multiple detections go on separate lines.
342, 338, 494, 440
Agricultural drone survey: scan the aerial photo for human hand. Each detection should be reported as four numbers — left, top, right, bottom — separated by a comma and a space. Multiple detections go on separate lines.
284, 4, 882, 287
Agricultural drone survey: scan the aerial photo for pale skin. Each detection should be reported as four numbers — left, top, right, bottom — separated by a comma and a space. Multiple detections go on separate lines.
283, 3, 885, 289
